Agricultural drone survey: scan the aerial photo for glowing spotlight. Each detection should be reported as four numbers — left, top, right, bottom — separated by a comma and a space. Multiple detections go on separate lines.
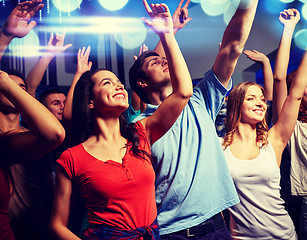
299, 0, 307, 3
51, 0, 81, 13
294, 29, 307, 50
191, 0, 201, 3
302, 3, 307, 21
200, 0, 231, 16
279, 0, 295, 3
223, 0, 240, 25
8, 30, 40, 57
98, 0, 128, 11
114, 19, 146, 49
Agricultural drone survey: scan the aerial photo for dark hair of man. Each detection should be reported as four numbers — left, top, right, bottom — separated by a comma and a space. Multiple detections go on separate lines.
5, 69, 26, 82
38, 88, 66, 106
71, 69, 151, 161
129, 51, 160, 104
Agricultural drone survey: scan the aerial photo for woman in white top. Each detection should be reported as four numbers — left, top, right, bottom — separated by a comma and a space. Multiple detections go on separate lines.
222, 39, 307, 240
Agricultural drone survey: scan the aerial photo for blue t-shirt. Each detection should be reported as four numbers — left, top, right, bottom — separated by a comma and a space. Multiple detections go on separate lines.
134, 69, 239, 235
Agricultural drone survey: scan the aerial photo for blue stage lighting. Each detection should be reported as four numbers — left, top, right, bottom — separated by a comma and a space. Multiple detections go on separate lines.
302, 3, 307, 21
114, 19, 146, 49
200, 0, 231, 16
51, 0, 81, 13
294, 29, 307, 50
279, 0, 295, 3
8, 30, 40, 57
223, 0, 240, 24
98, 0, 128, 11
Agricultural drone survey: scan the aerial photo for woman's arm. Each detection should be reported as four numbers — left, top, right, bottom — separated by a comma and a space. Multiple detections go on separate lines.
272, 9, 300, 123
140, 1, 193, 145
50, 166, 80, 240
269, 47, 307, 166
63, 46, 92, 123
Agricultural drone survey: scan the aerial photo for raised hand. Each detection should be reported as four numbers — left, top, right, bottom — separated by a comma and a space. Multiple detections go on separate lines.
45, 31, 72, 56
2, 0, 44, 39
173, 0, 192, 33
76, 46, 92, 76
133, 44, 148, 61
279, 8, 300, 28
243, 49, 269, 64
142, 0, 173, 35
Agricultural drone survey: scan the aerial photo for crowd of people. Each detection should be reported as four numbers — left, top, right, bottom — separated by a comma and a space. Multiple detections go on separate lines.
0, 0, 306, 239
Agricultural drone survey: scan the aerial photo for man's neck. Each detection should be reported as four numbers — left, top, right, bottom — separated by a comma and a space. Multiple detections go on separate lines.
0, 111, 21, 132
148, 85, 173, 105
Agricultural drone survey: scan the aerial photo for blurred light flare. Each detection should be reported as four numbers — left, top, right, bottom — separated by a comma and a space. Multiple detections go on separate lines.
98, 0, 128, 11
39, 17, 147, 34
8, 30, 40, 57
223, 0, 240, 25
294, 29, 307, 50
200, 0, 231, 16
279, 0, 295, 3
114, 19, 146, 49
51, 0, 81, 13
302, 3, 307, 21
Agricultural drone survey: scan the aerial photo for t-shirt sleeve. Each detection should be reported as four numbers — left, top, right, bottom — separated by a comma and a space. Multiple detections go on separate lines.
57, 149, 75, 180
192, 68, 232, 120
123, 100, 141, 124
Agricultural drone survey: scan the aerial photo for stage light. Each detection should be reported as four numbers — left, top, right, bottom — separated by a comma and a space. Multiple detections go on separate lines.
263, 0, 285, 15
51, 0, 81, 13
8, 30, 40, 57
98, 0, 128, 11
200, 0, 231, 16
114, 19, 146, 49
294, 29, 307, 50
299, 0, 307, 3
191, 0, 201, 3
40, 17, 146, 34
302, 3, 307, 21
279, 0, 295, 3
223, 0, 240, 25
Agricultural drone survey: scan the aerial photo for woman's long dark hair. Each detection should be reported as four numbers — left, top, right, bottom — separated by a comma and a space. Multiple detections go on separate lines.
71, 69, 151, 161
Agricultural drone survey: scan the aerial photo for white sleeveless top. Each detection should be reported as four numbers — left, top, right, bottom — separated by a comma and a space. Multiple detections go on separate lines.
288, 120, 307, 196
224, 142, 297, 240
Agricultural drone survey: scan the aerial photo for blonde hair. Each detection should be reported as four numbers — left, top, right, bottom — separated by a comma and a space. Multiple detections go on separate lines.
223, 82, 269, 149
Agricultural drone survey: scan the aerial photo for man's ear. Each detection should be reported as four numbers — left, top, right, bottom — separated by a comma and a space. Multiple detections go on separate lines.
88, 100, 94, 109
137, 78, 148, 88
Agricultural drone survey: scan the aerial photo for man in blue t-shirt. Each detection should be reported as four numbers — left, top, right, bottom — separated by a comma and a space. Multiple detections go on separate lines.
129, 0, 259, 239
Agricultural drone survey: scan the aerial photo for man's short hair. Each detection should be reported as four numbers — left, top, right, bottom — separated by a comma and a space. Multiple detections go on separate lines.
38, 88, 66, 106
5, 69, 26, 82
129, 51, 159, 104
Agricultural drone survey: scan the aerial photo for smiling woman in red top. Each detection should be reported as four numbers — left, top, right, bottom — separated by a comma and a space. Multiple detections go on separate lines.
49, 1, 193, 239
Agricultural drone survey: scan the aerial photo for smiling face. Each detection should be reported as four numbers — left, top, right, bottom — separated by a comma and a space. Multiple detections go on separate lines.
89, 70, 129, 116
240, 85, 267, 124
